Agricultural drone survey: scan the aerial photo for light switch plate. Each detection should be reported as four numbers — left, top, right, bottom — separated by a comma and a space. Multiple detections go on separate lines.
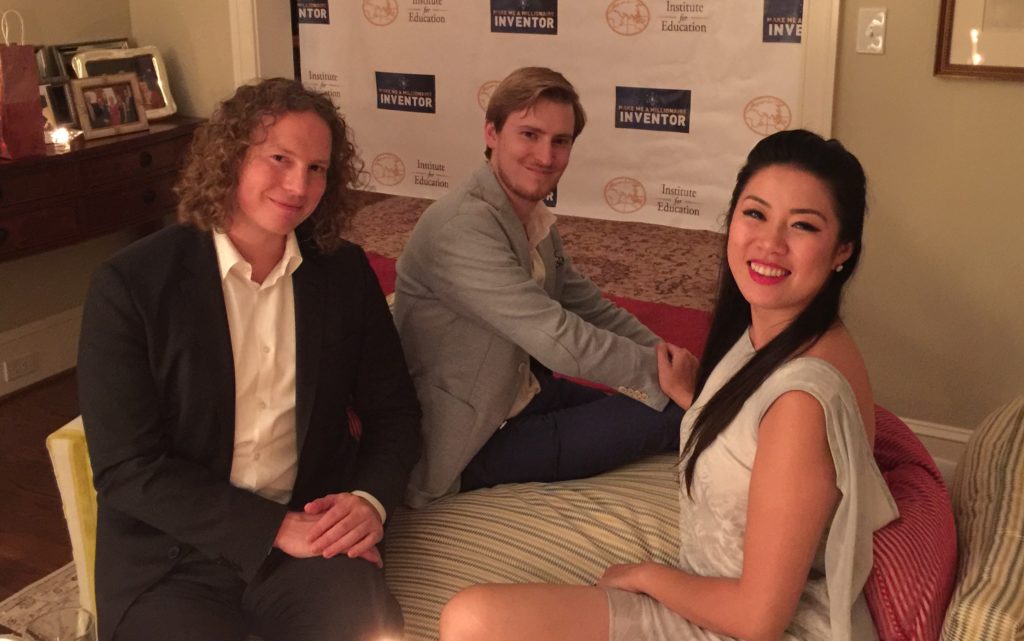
856, 8, 887, 54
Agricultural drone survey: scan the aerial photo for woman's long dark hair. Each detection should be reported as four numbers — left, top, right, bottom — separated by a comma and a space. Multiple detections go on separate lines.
681, 129, 867, 494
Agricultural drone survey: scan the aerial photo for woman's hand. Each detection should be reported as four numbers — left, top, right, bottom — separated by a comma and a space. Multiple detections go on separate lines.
656, 342, 698, 409
596, 562, 651, 593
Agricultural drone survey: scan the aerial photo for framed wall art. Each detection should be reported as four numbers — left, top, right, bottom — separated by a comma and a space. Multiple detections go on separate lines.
936, 0, 1024, 80
71, 45, 177, 119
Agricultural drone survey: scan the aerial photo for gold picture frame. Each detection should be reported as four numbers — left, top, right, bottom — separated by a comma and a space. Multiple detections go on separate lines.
70, 73, 150, 140
71, 45, 177, 119
936, 0, 1024, 80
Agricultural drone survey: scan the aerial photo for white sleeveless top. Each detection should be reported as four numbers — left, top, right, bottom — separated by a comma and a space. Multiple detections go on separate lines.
677, 331, 898, 640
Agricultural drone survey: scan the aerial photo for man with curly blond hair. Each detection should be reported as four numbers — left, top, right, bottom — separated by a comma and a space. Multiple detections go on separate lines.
78, 78, 421, 641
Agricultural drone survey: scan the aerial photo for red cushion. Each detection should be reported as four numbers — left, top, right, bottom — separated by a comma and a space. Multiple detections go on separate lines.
366, 251, 712, 357
368, 251, 397, 295
865, 407, 958, 641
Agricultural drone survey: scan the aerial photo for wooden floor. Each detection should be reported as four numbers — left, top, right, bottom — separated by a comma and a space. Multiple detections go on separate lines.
0, 371, 78, 601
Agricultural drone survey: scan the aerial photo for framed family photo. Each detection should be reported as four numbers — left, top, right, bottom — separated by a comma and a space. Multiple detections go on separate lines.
71, 45, 177, 119
936, 0, 1024, 80
70, 73, 149, 140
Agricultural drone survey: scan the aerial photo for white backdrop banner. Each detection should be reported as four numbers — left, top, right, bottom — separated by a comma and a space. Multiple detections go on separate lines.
298, 0, 822, 233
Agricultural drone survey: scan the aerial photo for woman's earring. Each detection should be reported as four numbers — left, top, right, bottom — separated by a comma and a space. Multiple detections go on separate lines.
834, 264, 844, 273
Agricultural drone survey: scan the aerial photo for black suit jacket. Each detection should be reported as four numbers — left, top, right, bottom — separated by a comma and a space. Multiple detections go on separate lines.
78, 224, 421, 640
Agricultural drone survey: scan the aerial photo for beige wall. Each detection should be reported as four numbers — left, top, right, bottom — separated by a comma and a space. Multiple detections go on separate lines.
0, 0, 135, 334
836, 1, 1024, 428
4, 0, 131, 44
128, 0, 235, 118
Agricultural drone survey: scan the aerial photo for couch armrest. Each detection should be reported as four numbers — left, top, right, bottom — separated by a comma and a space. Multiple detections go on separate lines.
45, 416, 97, 615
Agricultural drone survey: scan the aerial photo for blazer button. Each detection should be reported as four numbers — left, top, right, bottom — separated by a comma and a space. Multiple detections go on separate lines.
167, 545, 181, 560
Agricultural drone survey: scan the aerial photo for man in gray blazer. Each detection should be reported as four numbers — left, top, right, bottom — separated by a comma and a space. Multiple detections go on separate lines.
396, 67, 692, 507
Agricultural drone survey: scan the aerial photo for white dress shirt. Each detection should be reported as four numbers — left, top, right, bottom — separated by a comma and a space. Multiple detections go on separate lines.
505, 203, 557, 420
213, 232, 386, 521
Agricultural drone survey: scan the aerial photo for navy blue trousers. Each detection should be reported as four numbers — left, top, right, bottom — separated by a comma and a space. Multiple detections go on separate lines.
461, 363, 683, 491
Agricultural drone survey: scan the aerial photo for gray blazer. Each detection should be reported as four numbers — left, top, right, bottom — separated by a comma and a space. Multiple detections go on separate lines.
395, 165, 669, 506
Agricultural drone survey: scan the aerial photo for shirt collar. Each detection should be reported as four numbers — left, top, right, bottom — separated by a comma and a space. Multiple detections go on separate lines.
521, 201, 557, 249
213, 231, 303, 285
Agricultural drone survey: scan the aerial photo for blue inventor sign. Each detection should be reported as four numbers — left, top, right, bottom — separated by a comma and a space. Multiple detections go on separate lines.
491, 0, 558, 35
763, 0, 803, 43
376, 72, 437, 114
615, 87, 691, 134
296, 0, 329, 24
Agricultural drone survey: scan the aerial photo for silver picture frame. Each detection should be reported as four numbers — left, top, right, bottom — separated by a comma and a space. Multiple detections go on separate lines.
71, 45, 177, 119
52, 38, 130, 79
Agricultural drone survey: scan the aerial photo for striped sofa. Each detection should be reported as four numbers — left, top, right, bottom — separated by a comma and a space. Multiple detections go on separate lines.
941, 395, 1024, 641
46, 399, 1022, 641
382, 405, 970, 641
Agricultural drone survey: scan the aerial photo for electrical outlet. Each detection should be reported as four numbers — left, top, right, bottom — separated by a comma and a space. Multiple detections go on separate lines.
2, 352, 40, 382
856, 8, 887, 54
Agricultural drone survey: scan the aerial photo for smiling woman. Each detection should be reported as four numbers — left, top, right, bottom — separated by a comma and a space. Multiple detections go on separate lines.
438, 130, 892, 641
726, 164, 853, 342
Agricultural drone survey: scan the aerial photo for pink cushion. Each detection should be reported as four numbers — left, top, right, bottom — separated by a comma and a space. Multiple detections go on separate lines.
865, 407, 958, 641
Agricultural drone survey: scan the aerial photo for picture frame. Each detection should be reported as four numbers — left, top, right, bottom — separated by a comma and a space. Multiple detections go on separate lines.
51, 38, 131, 79
936, 0, 1024, 80
34, 45, 64, 84
71, 45, 177, 119
70, 73, 150, 140
40, 82, 78, 127
39, 86, 55, 129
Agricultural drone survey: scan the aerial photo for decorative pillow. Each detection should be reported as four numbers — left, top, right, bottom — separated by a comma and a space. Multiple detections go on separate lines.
941, 395, 1024, 641
865, 407, 958, 641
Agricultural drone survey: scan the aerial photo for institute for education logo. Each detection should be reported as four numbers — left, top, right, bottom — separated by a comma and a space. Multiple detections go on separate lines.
615, 87, 691, 134
743, 96, 791, 136
604, 177, 646, 214
763, 0, 803, 43
412, 159, 450, 189
363, 0, 399, 26
371, 153, 406, 186
606, 0, 650, 35
296, 0, 330, 24
491, 0, 558, 35
376, 72, 437, 114
409, 0, 447, 24
477, 81, 499, 111
656, 184, 700, 216
305, 70, 343, 103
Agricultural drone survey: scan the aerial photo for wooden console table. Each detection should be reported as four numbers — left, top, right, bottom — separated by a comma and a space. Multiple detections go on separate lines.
0, 115, 203, 263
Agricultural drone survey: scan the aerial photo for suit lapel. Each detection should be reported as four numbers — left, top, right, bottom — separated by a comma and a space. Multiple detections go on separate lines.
292, 246, 324, 458
182, 232, 237, 473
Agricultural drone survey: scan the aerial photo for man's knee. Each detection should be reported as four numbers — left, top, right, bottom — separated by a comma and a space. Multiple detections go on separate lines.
249, 555, 402, 641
